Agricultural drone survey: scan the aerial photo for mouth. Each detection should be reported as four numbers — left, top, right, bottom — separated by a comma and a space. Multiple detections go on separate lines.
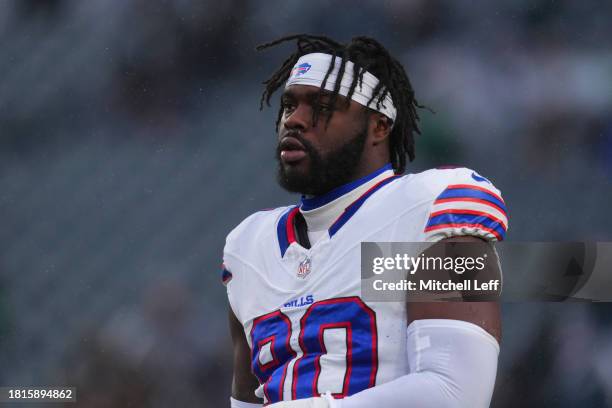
279, 136, 307, 164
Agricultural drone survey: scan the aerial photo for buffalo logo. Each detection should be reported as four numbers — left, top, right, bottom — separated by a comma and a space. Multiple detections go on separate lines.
471, 172, 491, 184
291, 62, 311, 77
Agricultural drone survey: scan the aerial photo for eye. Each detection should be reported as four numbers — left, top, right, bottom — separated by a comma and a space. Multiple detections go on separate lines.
281, 100, 296, 114
318, 104, 333, 114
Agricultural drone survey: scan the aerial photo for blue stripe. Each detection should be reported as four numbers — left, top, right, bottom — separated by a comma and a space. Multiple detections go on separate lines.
329, 176, 400, 237
300, 163, 393, 211
426, 212, 506, 239
437, 188, 507, 214
277, 206, 297, 257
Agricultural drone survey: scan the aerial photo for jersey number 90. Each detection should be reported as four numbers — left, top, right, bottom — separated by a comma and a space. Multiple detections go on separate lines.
250, 296, 378, 404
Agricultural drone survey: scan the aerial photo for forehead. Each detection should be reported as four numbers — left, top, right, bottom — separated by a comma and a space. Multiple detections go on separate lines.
282, 84, 347, 102
282, 84, 363, 113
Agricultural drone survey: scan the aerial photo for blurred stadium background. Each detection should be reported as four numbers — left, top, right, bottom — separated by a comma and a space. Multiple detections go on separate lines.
1, 0, 611, 406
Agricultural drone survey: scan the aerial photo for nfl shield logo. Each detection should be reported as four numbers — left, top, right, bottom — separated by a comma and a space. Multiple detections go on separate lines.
297, 257, 312, 279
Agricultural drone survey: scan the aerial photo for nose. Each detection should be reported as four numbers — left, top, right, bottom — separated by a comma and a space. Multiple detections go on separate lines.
283, 103, 311, 132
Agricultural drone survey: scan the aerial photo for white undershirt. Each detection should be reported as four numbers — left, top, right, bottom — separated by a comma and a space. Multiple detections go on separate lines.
300, 169, 395, 245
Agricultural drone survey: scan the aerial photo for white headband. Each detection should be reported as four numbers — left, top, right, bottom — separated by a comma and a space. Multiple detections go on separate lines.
285, 52, 397, 122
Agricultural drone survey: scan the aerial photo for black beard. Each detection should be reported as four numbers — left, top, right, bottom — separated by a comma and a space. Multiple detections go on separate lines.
276, 126, 368, 196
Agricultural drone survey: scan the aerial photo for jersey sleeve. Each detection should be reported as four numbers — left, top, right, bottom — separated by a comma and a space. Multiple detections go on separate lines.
220, 207, 288, 325
423, 168, 508, 242
221, 218, 250, 322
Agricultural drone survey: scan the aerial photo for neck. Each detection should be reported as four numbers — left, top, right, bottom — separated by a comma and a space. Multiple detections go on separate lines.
301, 163, 393, 210
299, 163, 394, 242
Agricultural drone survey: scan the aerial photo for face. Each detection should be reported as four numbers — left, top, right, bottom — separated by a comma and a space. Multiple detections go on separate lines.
276, 85, 370, 196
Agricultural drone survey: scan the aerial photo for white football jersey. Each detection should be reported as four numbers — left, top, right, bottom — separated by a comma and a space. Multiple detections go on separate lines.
222, 166, 508, 404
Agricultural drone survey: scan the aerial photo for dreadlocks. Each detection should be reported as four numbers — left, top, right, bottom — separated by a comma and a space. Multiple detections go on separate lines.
256, 34, 423, 174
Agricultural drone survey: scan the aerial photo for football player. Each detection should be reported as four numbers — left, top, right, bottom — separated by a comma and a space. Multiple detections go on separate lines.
224, 34, 507, 408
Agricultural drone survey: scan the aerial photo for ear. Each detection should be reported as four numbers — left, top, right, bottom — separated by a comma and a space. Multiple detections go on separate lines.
370, 112, 392, 146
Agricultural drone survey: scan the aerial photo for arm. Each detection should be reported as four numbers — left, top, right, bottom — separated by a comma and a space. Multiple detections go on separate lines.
408, 235, 501, 342
337, 236, 501, 408
269, 236, 501, 408
229, 308, 263, 406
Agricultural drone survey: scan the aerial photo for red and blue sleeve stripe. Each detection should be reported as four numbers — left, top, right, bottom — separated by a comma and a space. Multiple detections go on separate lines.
435, 184, 507, 215
425, 209, 507, 241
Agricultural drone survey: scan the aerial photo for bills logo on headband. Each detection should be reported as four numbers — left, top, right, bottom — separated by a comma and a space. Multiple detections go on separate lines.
291, 62, 311, 78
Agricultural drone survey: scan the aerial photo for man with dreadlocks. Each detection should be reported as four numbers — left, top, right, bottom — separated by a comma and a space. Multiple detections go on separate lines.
223, 34, 507, 408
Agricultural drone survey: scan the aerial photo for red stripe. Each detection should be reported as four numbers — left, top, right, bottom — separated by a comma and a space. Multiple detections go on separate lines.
342, 324, 353, 397
446, 184, 505, 204
424, 222, 503, 241
359, 175, 400, 198
354, 299, 378, 388
285, 207, 299, 244
429, 209, 508, 231
434, 197, 506, 216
